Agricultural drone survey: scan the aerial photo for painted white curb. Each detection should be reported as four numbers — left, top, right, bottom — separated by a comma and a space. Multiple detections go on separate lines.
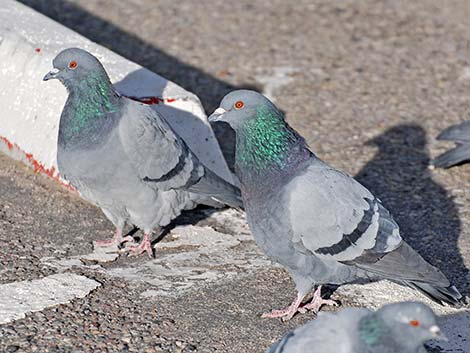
0, 0, 234, 188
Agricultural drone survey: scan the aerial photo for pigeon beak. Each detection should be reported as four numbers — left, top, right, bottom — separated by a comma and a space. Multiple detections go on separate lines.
43, 68, 60, 81
429, 325, 447, 341
208, 107, 227, 122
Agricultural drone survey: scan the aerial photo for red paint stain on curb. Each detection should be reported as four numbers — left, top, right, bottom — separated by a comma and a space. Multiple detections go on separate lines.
0, 135, 76, 192
0, 136, 14, 150
125, 95, 180, 105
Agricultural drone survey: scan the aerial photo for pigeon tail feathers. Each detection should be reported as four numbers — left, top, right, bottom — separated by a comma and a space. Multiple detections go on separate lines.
432, 144, 470, 168
404, 281, 465, 307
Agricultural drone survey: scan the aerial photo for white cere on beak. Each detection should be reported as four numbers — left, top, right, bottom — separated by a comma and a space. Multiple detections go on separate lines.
208, 107, 228, 122
213, 107, 227, 115
429, 325, 440, 335
43, 67, 60, 81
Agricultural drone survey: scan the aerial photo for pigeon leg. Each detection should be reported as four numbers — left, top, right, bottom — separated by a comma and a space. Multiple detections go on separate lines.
123, 233, 153, 258
95, 228, 134, 247
261, 293, 305, 321
298, 285, 338, 314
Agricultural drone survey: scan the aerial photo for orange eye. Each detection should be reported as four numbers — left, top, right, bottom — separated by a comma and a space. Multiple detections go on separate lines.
234, 100, 244, 109
68, 61, 78, 69
409, 320, 420, 327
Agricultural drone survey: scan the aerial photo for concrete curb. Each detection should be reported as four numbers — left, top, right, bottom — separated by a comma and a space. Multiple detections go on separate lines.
0, 0, 234, 188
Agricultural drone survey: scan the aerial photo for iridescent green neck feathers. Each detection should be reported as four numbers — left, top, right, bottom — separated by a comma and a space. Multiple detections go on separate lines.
359, 313, 387, 347
235, 105, 308, 173
61, 72, 119, 141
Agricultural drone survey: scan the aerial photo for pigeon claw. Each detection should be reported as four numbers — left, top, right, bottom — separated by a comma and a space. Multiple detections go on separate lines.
95, 229, 134, 247
261, 286, 338, 321
261, 293, 304, 321
262, 307, 298, 321
298, 286, 339, 314
121, 233, 154, 258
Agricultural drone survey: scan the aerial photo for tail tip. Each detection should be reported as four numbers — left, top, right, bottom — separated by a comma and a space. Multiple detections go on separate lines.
431, 153, 462, 169
409, 282, 466, 307
441, 285, 466, 307
446, 286, 467, 307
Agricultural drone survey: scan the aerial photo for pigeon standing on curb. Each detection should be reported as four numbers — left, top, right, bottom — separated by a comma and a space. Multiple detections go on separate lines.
209, 90, 463, 320
267, 301, 445, 353
43, 48, 242, 257
432, 121, 470, 168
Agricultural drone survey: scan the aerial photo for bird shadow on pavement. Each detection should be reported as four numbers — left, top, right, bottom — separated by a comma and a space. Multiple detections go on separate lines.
355, 124, 469, 297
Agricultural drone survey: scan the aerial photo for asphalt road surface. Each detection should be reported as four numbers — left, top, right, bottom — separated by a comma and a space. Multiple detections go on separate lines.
2, 0, 470, 352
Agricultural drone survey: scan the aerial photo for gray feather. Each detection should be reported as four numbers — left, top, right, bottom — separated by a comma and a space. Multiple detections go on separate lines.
286, 160, 402, 263
119, 99, 242, 208
432, 144, 470, 168
284, 159, 463, 305
118, 100, 199, 188
437, 121, 470, 142
266, 308, 369, 353
212, 89, 463, 307
267, 302, 441, 353
51, 48, 241, 242
433, 121, 470, 168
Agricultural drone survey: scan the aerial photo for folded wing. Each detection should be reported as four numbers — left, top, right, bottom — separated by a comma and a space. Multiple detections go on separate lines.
118, 100, 242, 208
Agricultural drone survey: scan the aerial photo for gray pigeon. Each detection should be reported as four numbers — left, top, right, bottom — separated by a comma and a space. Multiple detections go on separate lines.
267, 301, 445, 353
432, 121, 470, 168
208, 90, 463, 320
43, 48, 242, 257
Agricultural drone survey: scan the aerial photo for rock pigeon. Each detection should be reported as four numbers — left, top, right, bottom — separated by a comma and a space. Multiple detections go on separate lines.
43, 48, 242, 257
432, 121, 470, 168
267, 301, 445, 353
208, 90, 463, 320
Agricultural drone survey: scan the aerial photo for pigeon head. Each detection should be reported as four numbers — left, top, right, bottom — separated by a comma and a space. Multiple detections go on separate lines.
208, 90, 281, 130
45, 48, 120, 142
43, 48, 111, 90
209, 90, 310, 181
361, 301, 445, 350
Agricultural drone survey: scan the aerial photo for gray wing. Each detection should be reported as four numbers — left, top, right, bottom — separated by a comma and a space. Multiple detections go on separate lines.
437, 121, 470, 143
432, 144, 470, 168
266, 308, 369, 353
286, 160, 402, 264
433, 121, 470, 168
287, 160, 454, 288
118, 99, 242, 208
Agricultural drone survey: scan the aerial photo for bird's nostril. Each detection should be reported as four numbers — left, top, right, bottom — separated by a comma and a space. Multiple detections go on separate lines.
429, 325, 441, 335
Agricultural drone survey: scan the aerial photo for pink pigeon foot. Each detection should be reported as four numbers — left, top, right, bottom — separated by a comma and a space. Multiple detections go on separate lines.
298, 285, 338, 314
261, 293, 304, 321
95, 229, 135, 247
122, 233, 153, 258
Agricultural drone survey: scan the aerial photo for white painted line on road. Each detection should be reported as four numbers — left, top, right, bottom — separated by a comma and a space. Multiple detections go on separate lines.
0, 273, 100, 324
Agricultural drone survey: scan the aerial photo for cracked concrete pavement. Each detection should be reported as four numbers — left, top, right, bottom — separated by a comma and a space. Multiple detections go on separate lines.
2, 0, 470, 351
